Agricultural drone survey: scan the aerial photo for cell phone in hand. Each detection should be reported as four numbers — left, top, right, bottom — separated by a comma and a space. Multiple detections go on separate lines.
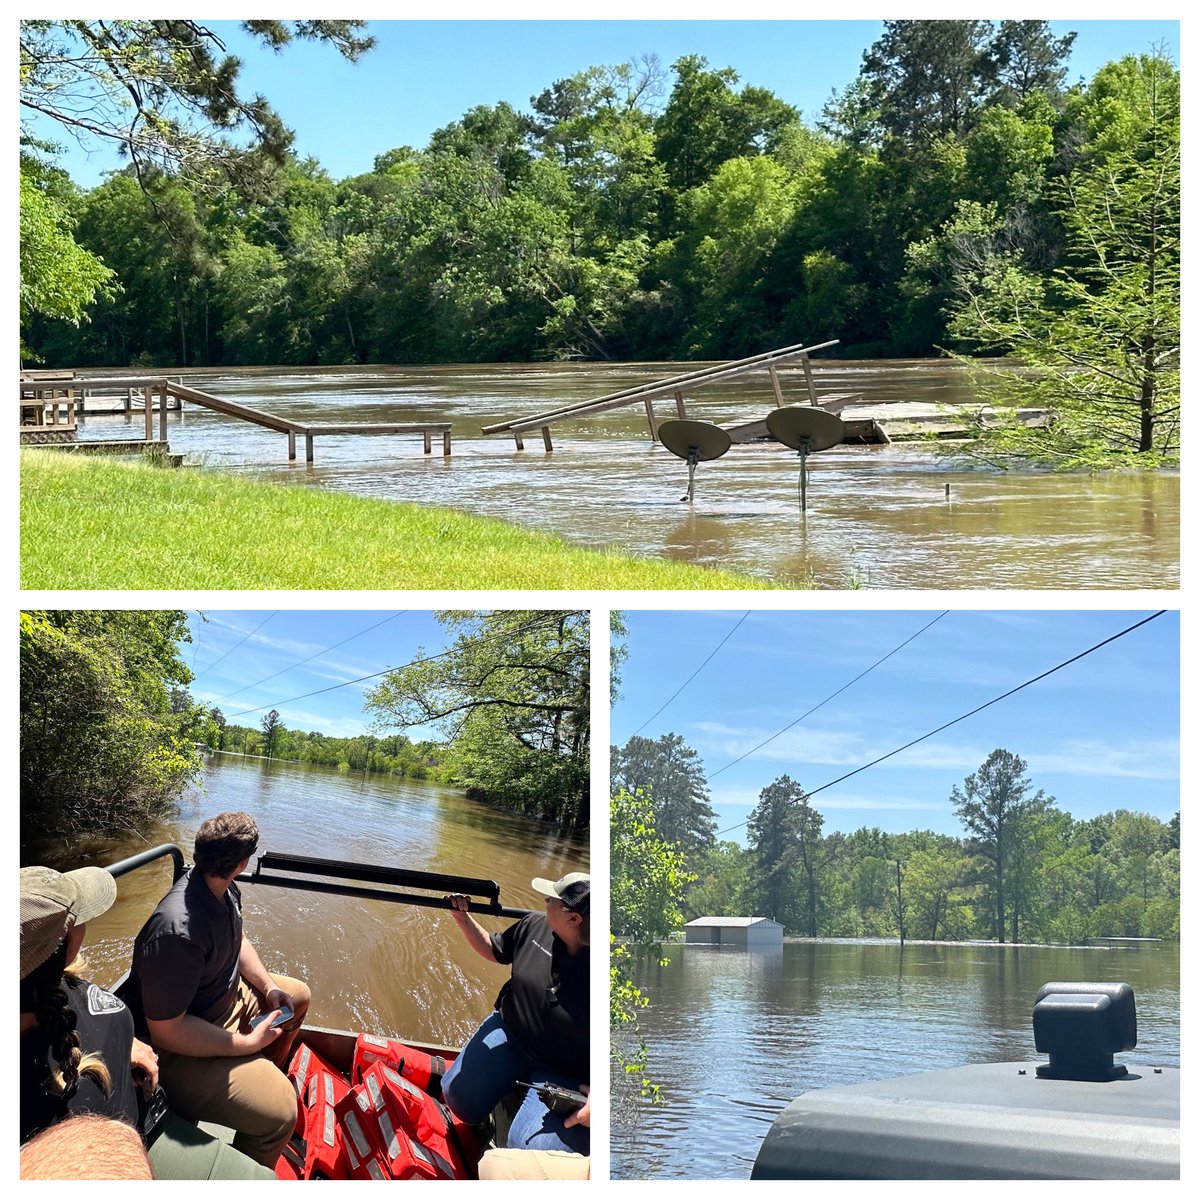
250, 1005, 292, 1030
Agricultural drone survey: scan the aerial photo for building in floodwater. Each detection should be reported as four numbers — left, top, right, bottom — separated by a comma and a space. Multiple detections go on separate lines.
684, 916, 784, 947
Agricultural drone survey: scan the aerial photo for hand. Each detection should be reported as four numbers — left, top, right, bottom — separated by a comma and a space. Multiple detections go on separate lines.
264, 986, 293, 1018
130, 1038, 159, 1097
445, 894, 471, 917
564, 1084, 590, 1129
243, 1011, 284, 1055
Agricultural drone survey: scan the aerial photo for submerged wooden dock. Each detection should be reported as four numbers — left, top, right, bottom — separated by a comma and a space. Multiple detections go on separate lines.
18, 374, 452, 462
481, 340, 861, 450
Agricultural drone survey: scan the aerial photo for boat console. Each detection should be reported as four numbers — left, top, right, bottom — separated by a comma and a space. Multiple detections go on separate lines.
751, 980, 1179, 1180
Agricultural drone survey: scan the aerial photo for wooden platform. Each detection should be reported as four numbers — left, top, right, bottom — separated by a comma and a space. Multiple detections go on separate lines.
19, 374, 453, 463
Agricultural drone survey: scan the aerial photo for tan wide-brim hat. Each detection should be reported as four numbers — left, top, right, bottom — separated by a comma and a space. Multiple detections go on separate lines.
531, 871, 590, 912
20, 865, 117, 980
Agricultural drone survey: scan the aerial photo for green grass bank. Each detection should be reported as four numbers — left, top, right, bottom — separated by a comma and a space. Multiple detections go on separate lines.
21, 452, 777, 590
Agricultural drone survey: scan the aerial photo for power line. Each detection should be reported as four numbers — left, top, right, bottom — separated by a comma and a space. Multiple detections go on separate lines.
707, 611, 949, 781
207, 611, 408, 705
223, 610, 585, 721
631, 611, 750, 736
191, 611, 278, 682
715, 610, 1166, 838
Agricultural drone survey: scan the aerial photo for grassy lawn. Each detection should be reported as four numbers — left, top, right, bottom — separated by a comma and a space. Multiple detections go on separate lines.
21, 451, 778, 590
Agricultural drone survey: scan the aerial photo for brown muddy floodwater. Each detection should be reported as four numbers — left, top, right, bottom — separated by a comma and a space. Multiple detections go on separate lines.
70, 360, 1178, 589
25, 754, 590, 1051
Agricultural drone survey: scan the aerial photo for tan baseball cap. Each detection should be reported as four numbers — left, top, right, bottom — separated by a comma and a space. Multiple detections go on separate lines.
20, 865, 117, 979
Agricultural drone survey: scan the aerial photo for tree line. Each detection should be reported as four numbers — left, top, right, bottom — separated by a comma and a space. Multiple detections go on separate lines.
20, 22, 1178, 462
21, 608, 590, 849
208, 713, 447, 782
611, 733, 1180, 944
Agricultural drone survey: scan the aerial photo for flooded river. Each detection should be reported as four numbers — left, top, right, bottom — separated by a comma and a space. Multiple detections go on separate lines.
25, 754, 590, 1051
612, 938, 1180, 1180
71, 360, 1178, 589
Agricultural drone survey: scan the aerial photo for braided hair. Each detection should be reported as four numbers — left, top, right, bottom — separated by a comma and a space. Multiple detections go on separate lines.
19, 941, 112, 1099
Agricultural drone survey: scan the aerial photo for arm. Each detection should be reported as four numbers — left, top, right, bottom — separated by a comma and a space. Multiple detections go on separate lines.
445, 895, 499, 963
146, 1009, 282, 1058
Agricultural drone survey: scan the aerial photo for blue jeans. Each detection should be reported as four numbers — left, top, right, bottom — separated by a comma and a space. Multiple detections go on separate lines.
442, 1011, 589, 1155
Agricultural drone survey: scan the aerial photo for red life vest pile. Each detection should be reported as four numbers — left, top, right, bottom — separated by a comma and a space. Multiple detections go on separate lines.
274, 1036, 480, 1180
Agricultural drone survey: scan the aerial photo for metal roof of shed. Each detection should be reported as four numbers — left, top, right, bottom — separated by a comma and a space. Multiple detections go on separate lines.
685, 916, 783, 927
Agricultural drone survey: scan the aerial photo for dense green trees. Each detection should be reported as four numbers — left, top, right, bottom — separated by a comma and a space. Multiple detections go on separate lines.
611, 733, 717, 862
20, 610, 204, 848
19, 23, 1180, 464
611, 732, 1178, 944
365, 610, 589, 831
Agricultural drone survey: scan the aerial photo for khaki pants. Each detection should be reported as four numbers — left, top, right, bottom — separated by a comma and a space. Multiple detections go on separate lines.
157, 973, 310, 1167
478, 1149, 591, 1180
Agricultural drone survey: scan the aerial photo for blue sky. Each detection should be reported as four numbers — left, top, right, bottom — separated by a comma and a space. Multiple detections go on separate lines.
612, 610, 1179, 843
36, 18, 1180, 188
182, 610, 453, 740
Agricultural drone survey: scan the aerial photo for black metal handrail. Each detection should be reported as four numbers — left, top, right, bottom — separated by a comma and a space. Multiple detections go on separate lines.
240, 852, 534, 918
105, 843, 187, 883
102, 845, 534, 918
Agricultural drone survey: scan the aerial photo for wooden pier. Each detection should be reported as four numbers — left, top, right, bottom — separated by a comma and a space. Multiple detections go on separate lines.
18, 374, 452, 462
481, 340, 861, 450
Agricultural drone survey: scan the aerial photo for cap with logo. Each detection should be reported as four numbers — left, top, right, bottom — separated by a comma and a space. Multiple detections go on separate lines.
531, 871, 590, 915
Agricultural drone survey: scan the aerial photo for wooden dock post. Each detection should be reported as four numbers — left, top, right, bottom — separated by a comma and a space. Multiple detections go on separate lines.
769, 365, 786, 408
674, 390, 687, 418
288, 431, 296, 461
423, 430, 432, 454
541, 426, 553, 452
143, 385, 153, 441
443, 430, 452, 457
305, 432, 315, 463
158, 381, 168, 442
801, 354, 818, 405
644, 396, 659, 441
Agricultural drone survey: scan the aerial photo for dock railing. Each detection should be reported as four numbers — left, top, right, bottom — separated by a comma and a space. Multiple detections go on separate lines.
19, 375, 452, 462
481, 338, 845, 450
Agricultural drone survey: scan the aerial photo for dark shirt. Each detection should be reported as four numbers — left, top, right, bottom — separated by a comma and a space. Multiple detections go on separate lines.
131, 868, 243, 1030
490, 914, 589, 1082
21, 975, 140, 1144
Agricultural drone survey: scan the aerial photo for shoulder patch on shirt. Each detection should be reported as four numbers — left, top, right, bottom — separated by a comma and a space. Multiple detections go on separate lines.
86, 984, 126, 1016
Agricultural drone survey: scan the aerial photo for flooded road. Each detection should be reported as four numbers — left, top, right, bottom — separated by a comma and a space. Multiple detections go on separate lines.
72, 360, 1179, 588
611, 938, 1180, 1180
27, 754, 590, 1051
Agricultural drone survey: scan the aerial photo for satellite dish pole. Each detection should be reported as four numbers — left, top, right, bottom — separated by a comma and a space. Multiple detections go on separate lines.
658, 420, 733, 503
765, 406, 846, 516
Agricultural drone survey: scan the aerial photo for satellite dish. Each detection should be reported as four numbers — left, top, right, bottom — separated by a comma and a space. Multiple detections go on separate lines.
658, 420, 732, 503
765, 406, 846, 515
766, 406, 845, 452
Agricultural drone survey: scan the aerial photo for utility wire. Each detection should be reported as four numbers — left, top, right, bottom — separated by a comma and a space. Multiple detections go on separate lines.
715, 610, 1166, 837
224, 610, 584, 720
631, 611, 751, 735
707, 611, 949, 781
191, 611, 278, 682
207, 611, 408, 704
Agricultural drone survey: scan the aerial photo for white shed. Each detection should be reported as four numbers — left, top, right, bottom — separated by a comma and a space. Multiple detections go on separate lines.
684, 916, 784, 947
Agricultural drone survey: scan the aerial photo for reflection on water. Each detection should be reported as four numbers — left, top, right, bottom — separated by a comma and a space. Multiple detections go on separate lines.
612, 939, 1180, 1180
69, 361, 1178, 588
27, 755, 589, 1051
